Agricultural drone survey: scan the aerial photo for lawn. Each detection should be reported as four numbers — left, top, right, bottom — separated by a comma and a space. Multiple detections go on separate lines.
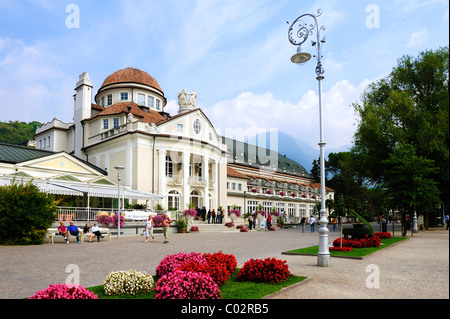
88, 269, 307, 299
283, 236, 408, 258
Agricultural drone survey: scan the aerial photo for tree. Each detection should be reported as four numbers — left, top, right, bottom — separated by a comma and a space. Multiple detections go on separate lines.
0, 180, 56, 245
352, 47, 449, 216
382, 143, 440, 235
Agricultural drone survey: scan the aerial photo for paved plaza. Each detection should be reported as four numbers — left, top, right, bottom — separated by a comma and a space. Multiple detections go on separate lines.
0, 226, 448, 299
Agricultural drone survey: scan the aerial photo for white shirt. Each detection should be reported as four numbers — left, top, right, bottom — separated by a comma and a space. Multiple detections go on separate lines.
92, 225, 100, 232
146, 220, 153, 229
310, 217, 316, 225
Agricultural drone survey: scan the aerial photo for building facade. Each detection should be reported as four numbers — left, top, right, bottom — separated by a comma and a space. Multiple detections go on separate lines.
34, 68, 333, 220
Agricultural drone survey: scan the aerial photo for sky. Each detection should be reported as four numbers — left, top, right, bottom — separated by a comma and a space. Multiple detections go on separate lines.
0, 0, 448, 152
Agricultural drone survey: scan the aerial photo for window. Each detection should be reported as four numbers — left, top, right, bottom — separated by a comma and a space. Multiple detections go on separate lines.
238, 183, 242, 191
231, 182, 236, 190
120, 92, 128, 100
288, 204, 296, 218
103, 119, 109, 130
107, 95, 112, 106
193, 118, 201, 134
299, 204, 307, 217
263, 202, 272, 214
137, 93, 145, 105
168, 190, 180, 211
148, 96, 154, 107
177, 124, 183, 131
247, 201, 258, 214
156, 99, 161, 110
165, 156, 173, 178
113, 118, 119, 128
227, 182, 230, 190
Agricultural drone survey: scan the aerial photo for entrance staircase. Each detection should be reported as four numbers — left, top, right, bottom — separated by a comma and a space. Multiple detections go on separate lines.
189, 219, 247, 233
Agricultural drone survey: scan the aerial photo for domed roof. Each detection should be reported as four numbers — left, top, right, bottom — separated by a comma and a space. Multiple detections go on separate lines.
100, 67, 163, 92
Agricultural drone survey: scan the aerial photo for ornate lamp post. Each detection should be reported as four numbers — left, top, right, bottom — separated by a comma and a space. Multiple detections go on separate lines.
114, 165, 125, 239
288, 9, 330, 267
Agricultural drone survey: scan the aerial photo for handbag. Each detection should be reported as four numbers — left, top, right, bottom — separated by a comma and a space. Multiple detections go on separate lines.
143, 230, 147, 237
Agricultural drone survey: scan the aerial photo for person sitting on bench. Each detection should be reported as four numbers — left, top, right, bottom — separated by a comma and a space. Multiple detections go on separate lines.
67, 221, 81, 244
90, 222, 103, 242
58, 221, 70, 244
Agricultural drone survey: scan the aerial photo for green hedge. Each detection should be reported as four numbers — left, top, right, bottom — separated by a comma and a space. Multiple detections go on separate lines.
342, 226, 374, 239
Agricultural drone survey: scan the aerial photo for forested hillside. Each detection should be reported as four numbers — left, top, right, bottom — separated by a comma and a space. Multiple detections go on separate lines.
0, 121, 42, 146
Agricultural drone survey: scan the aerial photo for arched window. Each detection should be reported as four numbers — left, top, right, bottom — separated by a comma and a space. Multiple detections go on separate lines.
190, 190, 203, 209
165, 156, 173, 178
168, 190, 180, 211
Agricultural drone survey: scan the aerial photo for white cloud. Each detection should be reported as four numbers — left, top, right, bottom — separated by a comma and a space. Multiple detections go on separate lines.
204, 78, 370, 150
408, 29, 429, 47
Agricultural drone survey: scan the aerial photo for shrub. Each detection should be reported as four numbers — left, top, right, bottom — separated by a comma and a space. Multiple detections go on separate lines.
0, 179, 56, 245
190, 225, 199, 232
374, 232, 392, 239
333, 236, 381, 248
236, 257, 290, 283
29, 283, 98, 299
153, 214, 163, 227
240, 227, 248, 232
342, 226, 374, 239
269, 226, 276, 231
154, 270, 221, 299
103, 270, 154, 296
156, 252, 207, 278
225, 222, 233, 227
177, 260, 230, 286
203, 251, 237, 276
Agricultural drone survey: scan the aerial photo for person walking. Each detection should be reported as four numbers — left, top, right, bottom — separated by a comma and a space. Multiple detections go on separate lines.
144, 214, 155, 243
300, 216, 306, 233
310, 216, 316, 232
445, 214, 449, 230
162, 213, 173, 244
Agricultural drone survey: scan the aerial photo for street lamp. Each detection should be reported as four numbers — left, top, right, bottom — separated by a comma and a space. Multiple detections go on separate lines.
288, 9, 330, 267
114, 165, 125, 238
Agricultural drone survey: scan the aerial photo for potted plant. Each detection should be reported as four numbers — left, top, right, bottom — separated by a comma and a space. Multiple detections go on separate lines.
175, 218, 187, 233
182, 208, 197, 225
228, 209, 241, 225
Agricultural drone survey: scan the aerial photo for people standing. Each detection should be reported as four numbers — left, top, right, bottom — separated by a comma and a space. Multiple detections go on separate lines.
207, 209, 212, 224
310, 216, 316, 232
267, 214, 272, 230
144, 214, 155, 243
162, 213, 173, 244
445, 214, 449, 230
248, 214, 253, 230
300, 216, 306, 233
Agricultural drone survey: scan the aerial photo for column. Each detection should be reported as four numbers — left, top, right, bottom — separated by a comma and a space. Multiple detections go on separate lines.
213, 161, 218, 211
182, 152, 190, 210
202, 156, 209, 212
158, 149, 166, 208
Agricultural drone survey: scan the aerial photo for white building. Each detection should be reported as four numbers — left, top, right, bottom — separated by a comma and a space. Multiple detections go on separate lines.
34, 67, 333, 221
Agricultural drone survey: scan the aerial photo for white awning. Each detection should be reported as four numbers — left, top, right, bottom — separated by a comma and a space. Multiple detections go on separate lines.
0, 178, 163, 200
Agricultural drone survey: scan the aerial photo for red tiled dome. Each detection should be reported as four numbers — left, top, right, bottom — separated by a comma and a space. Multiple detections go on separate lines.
100, 67, 162, 92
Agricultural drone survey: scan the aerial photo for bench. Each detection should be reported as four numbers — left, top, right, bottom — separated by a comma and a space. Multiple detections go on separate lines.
47, 227, 111, 244
83, 228, 111, 242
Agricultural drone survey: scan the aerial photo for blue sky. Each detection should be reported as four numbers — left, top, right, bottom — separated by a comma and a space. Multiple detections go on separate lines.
0, 0, 448, 152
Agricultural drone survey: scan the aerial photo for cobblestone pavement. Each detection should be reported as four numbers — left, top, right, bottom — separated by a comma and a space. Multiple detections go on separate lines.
0, 226, 447, 299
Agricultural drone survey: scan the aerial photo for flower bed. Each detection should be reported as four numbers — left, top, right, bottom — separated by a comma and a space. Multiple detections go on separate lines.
154, 270, 221, 299
203, 251, 237, 277
224, 222, 234, 227
236, 257, 290, 283
269, 226, 276, 231
374, 232, 392, 239
29, 283, 98, 299
103, 270, 154, 296
190, 225, 199, 232
156, 252, 207, 278
329, 246, 354, 252
240, 227, 248, 232
333, 235, 381, 248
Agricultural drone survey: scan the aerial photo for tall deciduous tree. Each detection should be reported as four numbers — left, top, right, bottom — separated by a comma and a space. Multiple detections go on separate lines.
352, 47, 449, 219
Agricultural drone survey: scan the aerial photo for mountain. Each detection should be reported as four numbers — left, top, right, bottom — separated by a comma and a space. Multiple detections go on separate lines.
250, 131, 352, 173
